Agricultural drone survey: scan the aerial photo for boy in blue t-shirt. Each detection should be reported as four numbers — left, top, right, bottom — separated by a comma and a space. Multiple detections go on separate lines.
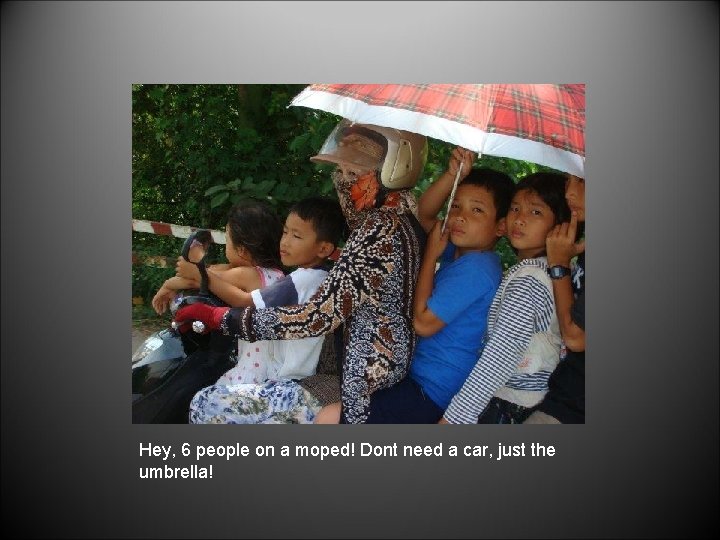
314, 147, 515, 423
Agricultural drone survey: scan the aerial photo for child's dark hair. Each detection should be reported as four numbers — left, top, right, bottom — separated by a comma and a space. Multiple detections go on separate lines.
460, 168, 516, 219
515, 172, 572, 225
226, 200, 283, 269
289, 196, 348, 249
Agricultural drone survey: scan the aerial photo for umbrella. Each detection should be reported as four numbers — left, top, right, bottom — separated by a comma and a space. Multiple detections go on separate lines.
290, 83, 585, 178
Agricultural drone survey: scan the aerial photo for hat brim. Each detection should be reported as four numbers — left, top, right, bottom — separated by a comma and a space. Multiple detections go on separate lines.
309, 151, 380, 172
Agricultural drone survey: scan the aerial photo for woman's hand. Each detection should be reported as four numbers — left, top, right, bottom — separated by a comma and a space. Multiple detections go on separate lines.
173, 303, 230, 334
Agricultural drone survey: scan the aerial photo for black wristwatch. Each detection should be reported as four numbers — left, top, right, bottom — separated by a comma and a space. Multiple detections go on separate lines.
548, 265, 571, 280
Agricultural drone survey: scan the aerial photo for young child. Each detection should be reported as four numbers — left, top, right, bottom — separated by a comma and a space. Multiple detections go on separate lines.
314, 148, 515, 423
135, 201, 284, 424
440, 171, 572, 424
151, 200, 285, 315
188, 197, 347, 422
525, 174, 585, 423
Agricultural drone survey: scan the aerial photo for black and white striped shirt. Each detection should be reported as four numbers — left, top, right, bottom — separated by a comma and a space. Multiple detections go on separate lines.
444, 258, 557, 424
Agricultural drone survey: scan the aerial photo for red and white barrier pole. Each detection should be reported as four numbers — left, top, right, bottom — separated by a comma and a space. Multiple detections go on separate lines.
132, 219, 225, 244
132, 219, 341, 263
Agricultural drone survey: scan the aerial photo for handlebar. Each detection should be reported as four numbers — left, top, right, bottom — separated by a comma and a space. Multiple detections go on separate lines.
173, 230, 227, 334
180, 229, 213, 296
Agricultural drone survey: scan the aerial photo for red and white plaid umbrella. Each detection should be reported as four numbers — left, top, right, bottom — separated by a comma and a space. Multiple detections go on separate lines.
291, 83, 585, 177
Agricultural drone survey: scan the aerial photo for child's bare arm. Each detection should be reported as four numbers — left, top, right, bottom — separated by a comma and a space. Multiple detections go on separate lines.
151, 276, 198, 315
546, 212, 585, 352
413, 221, 449, 337
548, 276, 584, 351
175, 258, 235, 283
204, 266, 264, 308
175, 257, 264, 307
417, 147, 474, 232
164, 275, 199, 291
213, 265, 263, 291
208, 263, 232, 272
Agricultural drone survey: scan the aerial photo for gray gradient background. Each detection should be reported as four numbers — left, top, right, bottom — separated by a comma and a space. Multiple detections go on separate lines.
1, 1, 718, 538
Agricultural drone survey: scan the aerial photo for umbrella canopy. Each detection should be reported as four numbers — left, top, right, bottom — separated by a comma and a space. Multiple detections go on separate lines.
290, 83, 585, 177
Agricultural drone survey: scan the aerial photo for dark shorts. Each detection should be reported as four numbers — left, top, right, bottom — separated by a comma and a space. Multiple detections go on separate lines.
477, 397, 535, 424
365, 377, 444, 424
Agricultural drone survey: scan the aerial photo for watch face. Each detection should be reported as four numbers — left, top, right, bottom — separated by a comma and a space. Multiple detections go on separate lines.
549, 266, 570, 279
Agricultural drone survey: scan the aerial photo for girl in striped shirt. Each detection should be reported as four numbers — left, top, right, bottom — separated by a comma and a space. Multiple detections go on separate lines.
440, 172, 572, 424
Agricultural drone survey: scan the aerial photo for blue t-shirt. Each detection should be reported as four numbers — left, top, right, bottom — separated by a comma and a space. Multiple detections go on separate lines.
410, 244, 502, 410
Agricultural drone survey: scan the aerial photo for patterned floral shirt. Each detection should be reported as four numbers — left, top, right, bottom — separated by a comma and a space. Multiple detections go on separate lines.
221, 208, 424, 423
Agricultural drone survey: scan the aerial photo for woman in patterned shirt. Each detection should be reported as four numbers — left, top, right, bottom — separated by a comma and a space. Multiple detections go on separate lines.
175, 120, 428, 424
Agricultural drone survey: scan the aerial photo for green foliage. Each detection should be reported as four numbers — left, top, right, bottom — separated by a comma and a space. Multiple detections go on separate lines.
132, 84, 560, 309
131, 263, 174, 306
132, 84, 340, 228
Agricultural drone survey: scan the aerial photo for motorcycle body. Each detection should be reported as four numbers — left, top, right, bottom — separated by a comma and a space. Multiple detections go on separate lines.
131, 230, 236, 423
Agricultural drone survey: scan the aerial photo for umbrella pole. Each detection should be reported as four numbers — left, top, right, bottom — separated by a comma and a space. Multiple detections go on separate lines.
441, 162, 464, 234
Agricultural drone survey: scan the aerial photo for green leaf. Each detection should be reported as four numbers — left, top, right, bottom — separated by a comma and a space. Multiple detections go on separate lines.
255, 179, 276, 195
210, 191, 230, 208
273, 182, 289, 198
289, 132, 311, 152
205, 185, 228, 196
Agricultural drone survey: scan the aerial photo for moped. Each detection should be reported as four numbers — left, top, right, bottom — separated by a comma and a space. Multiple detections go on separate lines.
131, 230, 235, 423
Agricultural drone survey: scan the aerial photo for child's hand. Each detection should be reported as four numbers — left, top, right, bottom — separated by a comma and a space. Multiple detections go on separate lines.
425, 220, 450, 262
151, 286, 176, 315
176, 256, 201, 281
446, 147, 475, 179
546, 211, 585, 267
